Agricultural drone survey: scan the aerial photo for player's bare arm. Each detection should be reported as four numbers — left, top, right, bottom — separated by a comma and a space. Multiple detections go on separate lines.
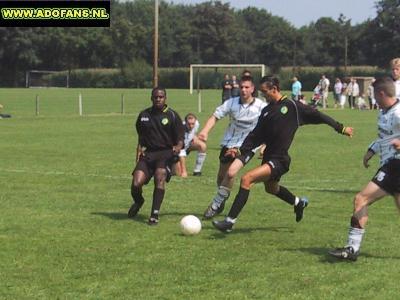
198, 115, 218, 142
363, 150, 375, 168
390, 138, 400, 150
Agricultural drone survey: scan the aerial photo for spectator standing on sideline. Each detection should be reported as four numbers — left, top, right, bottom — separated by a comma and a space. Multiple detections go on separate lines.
347, 77, 360, 109
231, 75, 240, 98
367, 78, 377, 110
198, 76, 267, 219
221, 74, 232, 103
175, 113, 207, 177
291, 76, 302, 101
391, 58, 400, 97
329, 77, 400, 261
128, 87, 184, 225
333, 78, 343, 109
212, 76, 353, 233
320, 75, 330, 109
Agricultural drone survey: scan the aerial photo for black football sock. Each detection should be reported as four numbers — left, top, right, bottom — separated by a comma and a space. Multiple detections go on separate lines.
131, 186, 144, 204
150, 188, 165, 218
275, 186, 296, 205
227, 187, 250, 219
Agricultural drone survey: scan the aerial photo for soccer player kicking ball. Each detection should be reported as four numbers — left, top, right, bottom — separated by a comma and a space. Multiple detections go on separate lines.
198, 75, 267, 219
212, 76, 353, 233
329, 77, 400, 261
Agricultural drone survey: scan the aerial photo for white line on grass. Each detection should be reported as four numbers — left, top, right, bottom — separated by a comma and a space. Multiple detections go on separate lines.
0, 167, 359, 192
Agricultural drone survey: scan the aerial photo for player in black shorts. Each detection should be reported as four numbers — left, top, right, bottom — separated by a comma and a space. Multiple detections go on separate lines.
128, 87, 184, 225
212, 76, 353, 232
329, 77, 400, 261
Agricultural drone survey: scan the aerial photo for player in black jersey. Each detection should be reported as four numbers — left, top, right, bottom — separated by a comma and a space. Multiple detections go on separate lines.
213, 76, 353, 232
128, 87, 184, 225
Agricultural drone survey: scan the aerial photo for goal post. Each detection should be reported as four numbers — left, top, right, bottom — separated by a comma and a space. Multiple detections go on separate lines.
189, 64, 266, 94
189, 64, 266, 112
26, 70, 69, 88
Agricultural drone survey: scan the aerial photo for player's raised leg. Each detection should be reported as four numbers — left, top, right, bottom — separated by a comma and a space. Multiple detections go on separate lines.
329, 181, 387, 261
264, 180, 309, 222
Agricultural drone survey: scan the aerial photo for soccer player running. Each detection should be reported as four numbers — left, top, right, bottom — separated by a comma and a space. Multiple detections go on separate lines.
212, 76, 353, 233
198, 75, 267, 219
128, 87, 184, 225
329, 77, 400, 261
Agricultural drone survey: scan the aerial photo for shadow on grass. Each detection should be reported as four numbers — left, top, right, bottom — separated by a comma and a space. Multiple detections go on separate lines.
91, 211, 147, 223
300, 188, 358, 194
286, 247, 400, 263
92, 211, 202, 223
207, 226, 292, 239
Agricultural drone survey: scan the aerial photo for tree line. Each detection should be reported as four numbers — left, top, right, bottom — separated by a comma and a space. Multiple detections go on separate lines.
0, 0, 399, 87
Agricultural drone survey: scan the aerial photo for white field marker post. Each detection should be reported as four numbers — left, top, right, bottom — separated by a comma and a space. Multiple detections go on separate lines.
35, 95, 40, 116
121, 93, 125, 114
198, 91, 202, 113
78, 93, 83, 116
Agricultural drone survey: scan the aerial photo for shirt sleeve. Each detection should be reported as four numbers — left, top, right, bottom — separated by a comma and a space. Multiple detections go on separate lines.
135, 113, 143, 145
296, 101, 344, 133
194, 120, 200, 133
214, 98, 234, 119
172, 111, 185, 145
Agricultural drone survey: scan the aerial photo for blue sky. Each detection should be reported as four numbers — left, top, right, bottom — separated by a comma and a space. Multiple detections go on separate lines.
169, 0, 378, 28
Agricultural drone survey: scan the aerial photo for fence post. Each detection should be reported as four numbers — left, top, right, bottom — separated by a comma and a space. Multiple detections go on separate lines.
78, 93, 83, 116
35, 95, 40, 116
121, 93, 125, 115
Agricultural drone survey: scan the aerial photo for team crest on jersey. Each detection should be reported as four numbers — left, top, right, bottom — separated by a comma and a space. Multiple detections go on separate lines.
161, 118, 169, 125
280, 106, 288, 114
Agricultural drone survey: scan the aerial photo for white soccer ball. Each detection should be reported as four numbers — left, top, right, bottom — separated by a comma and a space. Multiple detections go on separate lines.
180, 215, 202, 235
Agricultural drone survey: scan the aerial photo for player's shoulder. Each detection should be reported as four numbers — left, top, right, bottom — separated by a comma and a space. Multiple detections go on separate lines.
254, 97, 267, 106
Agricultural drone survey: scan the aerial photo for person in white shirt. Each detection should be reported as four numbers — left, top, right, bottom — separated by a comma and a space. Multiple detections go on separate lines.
198, 75, 267, 218
390, 58, 400, 98
329, 77, 400, 261
319, 75, 330, 109
347, 77, 360, 109
175, 113, 207, 177
333, 78, 343, 109
367, 78, 377, 110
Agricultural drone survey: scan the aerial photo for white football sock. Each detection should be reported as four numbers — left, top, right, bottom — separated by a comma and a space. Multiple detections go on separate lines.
211, 186, 230, 210
194, 152, 206, 172
346, 226, 365, 252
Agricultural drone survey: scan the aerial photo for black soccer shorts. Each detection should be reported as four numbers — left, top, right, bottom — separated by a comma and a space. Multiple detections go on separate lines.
262, 158, 290, 182
220, 146, 255, 164
371, 159, 400, 195
132, 149, 176, 184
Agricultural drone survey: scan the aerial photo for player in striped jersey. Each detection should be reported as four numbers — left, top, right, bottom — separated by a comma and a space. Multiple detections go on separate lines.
329, 77, 400, 261
198, 75, 267, 219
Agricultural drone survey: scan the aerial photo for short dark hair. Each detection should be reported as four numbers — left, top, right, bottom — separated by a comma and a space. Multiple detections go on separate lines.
151, 87, 167, 98
260, 76, 280, 91
185, 113, 197, 123
373, 77, 396, 97
240, 75, 254, 83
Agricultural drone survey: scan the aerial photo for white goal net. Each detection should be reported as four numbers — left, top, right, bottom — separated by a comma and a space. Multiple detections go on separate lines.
189, 64, 266, 112
26, 70, 69, 88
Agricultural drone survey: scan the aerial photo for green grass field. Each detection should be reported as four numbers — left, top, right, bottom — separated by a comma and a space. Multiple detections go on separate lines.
1, 88, 400, 299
